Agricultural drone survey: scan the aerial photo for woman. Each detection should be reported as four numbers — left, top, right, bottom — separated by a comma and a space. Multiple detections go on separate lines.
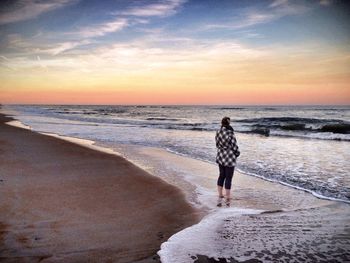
215, 117, 240, 201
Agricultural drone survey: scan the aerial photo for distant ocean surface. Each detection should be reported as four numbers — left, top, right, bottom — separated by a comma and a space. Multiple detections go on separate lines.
3, 104, 350, 202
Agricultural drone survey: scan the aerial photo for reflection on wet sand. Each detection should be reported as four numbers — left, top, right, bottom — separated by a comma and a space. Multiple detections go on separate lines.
110, 144, 350, 263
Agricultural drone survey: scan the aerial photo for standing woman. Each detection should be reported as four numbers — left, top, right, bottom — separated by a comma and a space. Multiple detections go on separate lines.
215, 117, 240, 201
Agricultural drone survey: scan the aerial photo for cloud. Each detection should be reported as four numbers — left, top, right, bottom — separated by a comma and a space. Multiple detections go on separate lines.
117, 0, 186, 17
319, 0, 333, 6
5, 33, 29, 48
204, 0, 309, 30
40, 40, 91, 55
72, 0, 186, 42
37, 55, 48, 70
65, 0, 179, 40
81, 39, 268, 73
0, 55, 17, 70
204, 12, 276, 30
0, 55, 10, 61
0, 0, 79, 25
269, 0, 288, 8
0, 37, 270, 74
3, 33, 37, 55
75, 18, 129, 38
2, 32, 91, 57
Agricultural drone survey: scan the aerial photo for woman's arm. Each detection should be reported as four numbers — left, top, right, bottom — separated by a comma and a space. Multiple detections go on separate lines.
232, 133, 240, 157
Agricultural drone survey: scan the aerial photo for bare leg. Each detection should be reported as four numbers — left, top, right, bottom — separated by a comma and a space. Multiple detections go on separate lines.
217, 186, 224, 198
225, 188, 231, 200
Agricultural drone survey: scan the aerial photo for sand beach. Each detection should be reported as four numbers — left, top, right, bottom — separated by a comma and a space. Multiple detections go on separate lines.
1, 108, 350, 263
0, 113, 198, 262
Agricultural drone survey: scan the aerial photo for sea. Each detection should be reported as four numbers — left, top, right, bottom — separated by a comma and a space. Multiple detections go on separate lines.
2, 104, 350, 262
3, 104, 349, 202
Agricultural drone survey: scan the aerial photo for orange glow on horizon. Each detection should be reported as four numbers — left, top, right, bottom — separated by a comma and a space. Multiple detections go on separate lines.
1, 0, 350, 105
1, 41, 349, 105
1, 82, 349, 105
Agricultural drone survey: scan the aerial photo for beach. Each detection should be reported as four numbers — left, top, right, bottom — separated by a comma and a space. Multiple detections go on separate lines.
1, 0, 349, 261
117, 144, 350, 262
1, 105, 350, 263
0, 113, 199, 262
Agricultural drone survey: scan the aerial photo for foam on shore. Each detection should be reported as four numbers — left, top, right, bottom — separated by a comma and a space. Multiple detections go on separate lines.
102, 144, 350, 263
158, 208, 262, 263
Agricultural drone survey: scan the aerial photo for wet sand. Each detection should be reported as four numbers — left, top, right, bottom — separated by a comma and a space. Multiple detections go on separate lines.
0, 113, 199, 262
108, 144, 350, 262
193, 202, 350, 262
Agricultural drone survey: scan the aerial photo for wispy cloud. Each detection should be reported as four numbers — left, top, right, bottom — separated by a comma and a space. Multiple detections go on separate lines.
116, 0, 186, 17
2, 33, 38, 56
269, 0, 288, 8
204, 0, 310, 30
0, 38, 269, 74
2, 33, 91, 56
36, 55, 48, 70
69, 0, 187, 40
0, 0, 79, 25
72, 39, 269, 73
39, 40, 91, 55
0, 55, 17, 71
319, 0, 333, 6
0, 55, 10, 61
73, 18, 129, 38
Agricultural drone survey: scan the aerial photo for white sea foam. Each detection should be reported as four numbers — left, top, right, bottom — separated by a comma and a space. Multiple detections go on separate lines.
5, 120, 32, 130
158, 207, 262, 263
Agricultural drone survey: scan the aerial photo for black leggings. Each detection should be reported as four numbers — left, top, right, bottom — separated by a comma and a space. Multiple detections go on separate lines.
217, 164, 235, 189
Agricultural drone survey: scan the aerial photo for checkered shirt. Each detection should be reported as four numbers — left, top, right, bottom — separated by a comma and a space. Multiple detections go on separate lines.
215, 126, 240, 167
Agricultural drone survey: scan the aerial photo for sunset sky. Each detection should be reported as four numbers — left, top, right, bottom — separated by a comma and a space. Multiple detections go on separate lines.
0, 0, 349, 105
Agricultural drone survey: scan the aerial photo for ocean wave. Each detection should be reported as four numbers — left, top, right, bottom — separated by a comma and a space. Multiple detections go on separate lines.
213, 107, 246, 110
237, 168, 350, 203
95, 108, 127, 114
235, 117, 350, 137
320, 123, 350, 134
50, 106, 129, 116
165, 147, 350, 203
34, 113, 350, 140
5, 104, 349, 203
146, 117, 181, 121
10, 105, 350, 141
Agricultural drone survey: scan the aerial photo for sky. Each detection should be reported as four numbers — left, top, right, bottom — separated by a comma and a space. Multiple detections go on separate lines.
0, 0, 349, 105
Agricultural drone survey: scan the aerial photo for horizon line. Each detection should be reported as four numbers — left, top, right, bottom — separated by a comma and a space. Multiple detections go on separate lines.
1, 103, 349, 107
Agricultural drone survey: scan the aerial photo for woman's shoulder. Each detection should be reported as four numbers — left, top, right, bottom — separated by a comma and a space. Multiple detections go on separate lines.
221, 126, 233, 132
227, 125, 234, 131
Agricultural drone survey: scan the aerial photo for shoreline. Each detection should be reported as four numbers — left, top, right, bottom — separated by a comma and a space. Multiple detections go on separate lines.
6, 116, 350, 205
2, 109, 350, 262
3, 104, 350, 204
163, 147, 350, 205
0, 113, 199, 262
103, 143, 350, 262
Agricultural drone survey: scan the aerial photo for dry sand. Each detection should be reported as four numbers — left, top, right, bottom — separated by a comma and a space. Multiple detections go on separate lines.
0, 113, 199, 262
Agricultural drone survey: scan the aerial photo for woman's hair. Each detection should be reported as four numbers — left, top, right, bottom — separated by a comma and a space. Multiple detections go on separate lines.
221, 117, 230, 126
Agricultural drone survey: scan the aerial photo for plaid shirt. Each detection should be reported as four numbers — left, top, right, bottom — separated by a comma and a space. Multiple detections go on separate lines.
215, 126, 240, 167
